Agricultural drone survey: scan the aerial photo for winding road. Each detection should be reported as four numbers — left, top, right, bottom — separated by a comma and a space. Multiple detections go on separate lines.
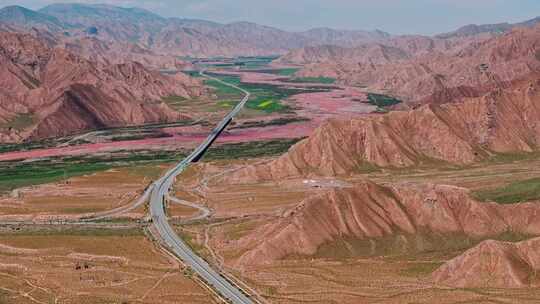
80, 183, 155, 222
148, 70, 254, 304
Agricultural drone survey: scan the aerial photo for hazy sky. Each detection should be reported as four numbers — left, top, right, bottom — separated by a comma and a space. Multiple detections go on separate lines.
2, 0, 539, 35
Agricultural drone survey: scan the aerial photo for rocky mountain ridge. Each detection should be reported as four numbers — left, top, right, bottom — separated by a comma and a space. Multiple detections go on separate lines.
285, 24, 540, 105
0, 31, 202, 142
0, 4, 391, 57
235, 181, 540, 268
229, 74, 540, 179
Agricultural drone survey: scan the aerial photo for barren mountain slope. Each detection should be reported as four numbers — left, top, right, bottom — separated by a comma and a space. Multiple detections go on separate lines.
235, 181, 540, 266
58, 36, 190, 70
0, 5, 68, 32
437, 16, 540, 39
0, 24, 191, 71
291, 25, 540, 104
27, 84, 181, 139
231, 75, 540, 179
432, 237, 540, 288
0, 31, 201, 142
0, 3, 390, 57
277, 34, 487, 65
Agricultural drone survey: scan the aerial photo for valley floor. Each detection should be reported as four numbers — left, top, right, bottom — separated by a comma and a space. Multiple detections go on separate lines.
1, 59, 540, 303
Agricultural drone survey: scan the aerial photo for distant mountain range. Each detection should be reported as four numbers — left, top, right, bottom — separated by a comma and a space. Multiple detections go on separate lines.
0, 3, 391, 57
436, 16, 540, 39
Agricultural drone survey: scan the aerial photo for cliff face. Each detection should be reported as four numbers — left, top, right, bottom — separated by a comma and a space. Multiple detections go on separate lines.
432, 237, 540, 288
290, 25, 540, 105
231, 76, 540, 180
235, 181, 540, 266
0, 31, 201, 142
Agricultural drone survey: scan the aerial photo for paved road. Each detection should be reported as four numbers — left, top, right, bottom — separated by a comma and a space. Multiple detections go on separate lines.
80, 183, 155, 222
148, 70, 254, 304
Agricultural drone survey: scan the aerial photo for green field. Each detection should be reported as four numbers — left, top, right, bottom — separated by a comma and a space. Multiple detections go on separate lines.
245, 98, 288, 113
204, 73, 329, 114
236, 56, 279, 69
0, 138, 303, 192
0, 150, 186, 192
161, 95, 188, 110
0, 161, 112, 192
231, 117, 309, 129
216, 100, 239, 108
195, 56, 279, 70
473, 177, 540, 204
204, 75, 244, 100
247, 68, 300, 76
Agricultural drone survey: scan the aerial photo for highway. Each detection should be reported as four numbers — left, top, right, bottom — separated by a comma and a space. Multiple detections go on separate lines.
148, 70, 254, 304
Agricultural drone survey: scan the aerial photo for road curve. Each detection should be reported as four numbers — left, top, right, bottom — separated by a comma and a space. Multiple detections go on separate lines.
80, 183, 155, 222
148, 70, 254, 304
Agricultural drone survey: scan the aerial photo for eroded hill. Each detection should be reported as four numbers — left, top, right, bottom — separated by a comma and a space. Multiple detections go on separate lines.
0, 31, 202, 142
231, 75, 540, 179
235, 181, 540, 268
286, 24, 540, 105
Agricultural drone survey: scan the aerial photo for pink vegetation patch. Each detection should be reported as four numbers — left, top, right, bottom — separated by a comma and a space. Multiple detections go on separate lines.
0, 71, 377, 162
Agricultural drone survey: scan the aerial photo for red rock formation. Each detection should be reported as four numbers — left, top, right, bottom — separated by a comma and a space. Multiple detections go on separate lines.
0, 30, 202, 142
235, 181, 540, 266
232, 76, 540, 179
291, 25, 540, 105
432, 237, 540, 288
276, 43, 410, 65
28, 84, 180, 139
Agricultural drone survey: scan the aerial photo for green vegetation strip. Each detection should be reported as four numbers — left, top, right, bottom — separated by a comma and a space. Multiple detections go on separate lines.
246, 68, 299, 76
287, 77, 336, 84
0, 138, 303, 192
0, 151, 186, 192
231, 117, 310, 129
0, 161, 112, 192
367, 93, 402, 107
473, 177, 540, 204
203, 138, 303, 161
204, 72, 330, 114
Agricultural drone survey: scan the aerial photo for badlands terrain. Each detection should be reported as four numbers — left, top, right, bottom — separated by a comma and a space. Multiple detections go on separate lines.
0, 2, 540, 304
